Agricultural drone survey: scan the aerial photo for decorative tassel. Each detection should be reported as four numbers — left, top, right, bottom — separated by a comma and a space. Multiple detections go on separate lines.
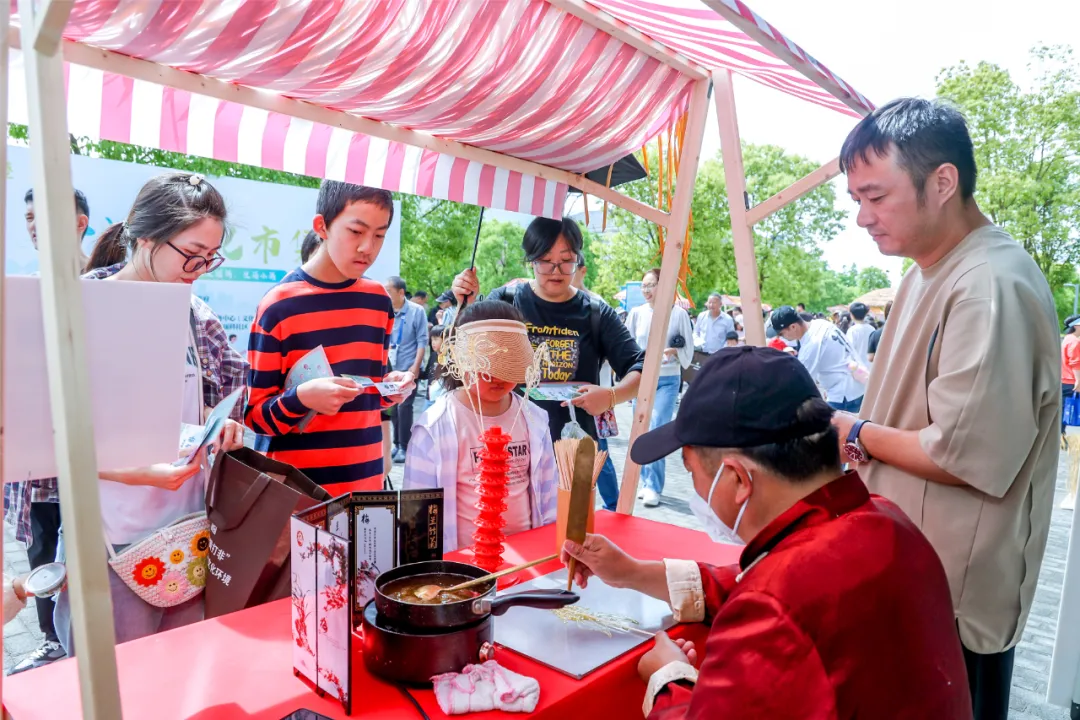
472, 426, 512, 572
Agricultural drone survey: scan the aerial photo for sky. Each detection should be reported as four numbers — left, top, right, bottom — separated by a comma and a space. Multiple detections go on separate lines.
697, 0, 1080, 285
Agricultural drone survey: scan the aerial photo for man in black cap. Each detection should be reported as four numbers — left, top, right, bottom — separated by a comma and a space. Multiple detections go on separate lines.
561, 347, 970, 719
771, 305, 866, 412
430, 290, 457, 327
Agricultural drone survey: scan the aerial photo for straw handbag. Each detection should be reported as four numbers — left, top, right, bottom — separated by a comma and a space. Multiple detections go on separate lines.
106, 512, 211, 608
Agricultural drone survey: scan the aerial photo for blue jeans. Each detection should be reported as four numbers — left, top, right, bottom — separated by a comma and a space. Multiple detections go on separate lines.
595, 438, 619, 511
52, 530, 203, 656
633, 375, 680, 495
828, 396, 863, 413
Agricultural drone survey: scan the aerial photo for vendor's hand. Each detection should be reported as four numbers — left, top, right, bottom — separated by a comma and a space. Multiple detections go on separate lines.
663, 348, 678, 361
565, 384, 611, 417
297, 377, 361, 416
452, 267, 480, 307
383, 371, 416, 406
561, 534, 640, 589
215, 419, 245, 453
638, 632, 697, 682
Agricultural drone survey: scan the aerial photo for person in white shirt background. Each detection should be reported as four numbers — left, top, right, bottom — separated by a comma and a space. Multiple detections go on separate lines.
692, 292, 736, 354
771, 305, 866, 413
625, 268, 694, 507
846, 302, 875, 367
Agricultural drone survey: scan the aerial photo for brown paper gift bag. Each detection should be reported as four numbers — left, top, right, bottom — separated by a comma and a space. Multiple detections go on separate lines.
204, 448, 331, 619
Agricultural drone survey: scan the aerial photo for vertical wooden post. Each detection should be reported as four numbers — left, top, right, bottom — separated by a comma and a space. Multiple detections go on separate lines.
0, 0, 9, 710
616, 77, 710, 514
18, 0, 123, 717
714, 69, 766, 347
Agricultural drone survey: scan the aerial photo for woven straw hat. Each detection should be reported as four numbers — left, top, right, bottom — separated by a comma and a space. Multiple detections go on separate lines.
449, 319, 536, 384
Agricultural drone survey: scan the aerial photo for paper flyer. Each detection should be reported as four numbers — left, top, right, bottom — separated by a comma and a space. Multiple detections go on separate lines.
176, 387, 244, 465
341, 374, 401, 397
285, 346, 332, 432
527, 382, 587, 403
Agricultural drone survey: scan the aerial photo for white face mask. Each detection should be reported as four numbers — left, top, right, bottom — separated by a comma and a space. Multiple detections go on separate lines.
688, 462, 751, 546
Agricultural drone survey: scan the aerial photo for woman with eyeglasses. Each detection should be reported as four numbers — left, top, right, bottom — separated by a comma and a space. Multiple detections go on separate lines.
51, 172, 247, 655
451, 217, 645, 511
624, 268, 693, 507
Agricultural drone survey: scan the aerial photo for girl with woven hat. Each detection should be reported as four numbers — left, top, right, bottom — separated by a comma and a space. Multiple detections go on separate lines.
403, 301, 558, 552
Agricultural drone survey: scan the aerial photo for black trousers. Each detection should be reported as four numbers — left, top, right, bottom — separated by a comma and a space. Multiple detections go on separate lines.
963, 643, 1015, 720
390, 394, 415, 451
27, 502, 62, 643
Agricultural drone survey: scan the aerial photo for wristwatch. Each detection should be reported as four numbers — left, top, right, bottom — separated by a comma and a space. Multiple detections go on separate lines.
843, 420, 872, 464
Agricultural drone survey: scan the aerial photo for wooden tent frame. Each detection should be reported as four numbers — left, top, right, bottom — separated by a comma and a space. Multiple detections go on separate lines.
1, 1, 868, 716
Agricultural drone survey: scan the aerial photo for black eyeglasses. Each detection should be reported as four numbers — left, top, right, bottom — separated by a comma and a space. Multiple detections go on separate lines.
166, 241, 226, 273
532, 260, 580, 276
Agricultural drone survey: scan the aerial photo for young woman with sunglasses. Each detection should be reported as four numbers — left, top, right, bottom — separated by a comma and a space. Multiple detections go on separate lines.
451, 217, 644, 511
52, 172, 247, 654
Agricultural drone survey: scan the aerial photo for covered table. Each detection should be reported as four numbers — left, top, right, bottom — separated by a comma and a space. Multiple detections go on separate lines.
3, 512, 739, 720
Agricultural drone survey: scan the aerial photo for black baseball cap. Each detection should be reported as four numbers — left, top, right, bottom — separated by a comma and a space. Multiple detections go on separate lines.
770, 305, 800, 332
630, 346, 830, 464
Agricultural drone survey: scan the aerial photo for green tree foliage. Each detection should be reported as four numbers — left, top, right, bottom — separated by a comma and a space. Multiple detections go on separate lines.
474, 218, 527, 291
937, 46, 1080, 324
856, 266, 891, 294
396, 195, 479, 295
600, 143, 850, 311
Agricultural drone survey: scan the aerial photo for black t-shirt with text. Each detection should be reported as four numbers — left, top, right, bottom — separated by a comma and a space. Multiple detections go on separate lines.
487, 283, 645, 440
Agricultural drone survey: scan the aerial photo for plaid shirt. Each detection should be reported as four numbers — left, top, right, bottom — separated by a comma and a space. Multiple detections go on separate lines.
3, 264, 248, 545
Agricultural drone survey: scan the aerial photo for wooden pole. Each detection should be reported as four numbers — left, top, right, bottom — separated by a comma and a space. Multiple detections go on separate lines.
616, 77, 710, 514
0, 0, 9, 709
17, 0, 123, 717
746, 157, 841, 227
714, 69, 765, 348
700, 0, 874, 117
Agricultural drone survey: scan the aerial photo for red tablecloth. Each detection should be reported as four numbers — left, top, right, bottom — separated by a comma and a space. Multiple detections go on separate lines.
4, 511, 739, 719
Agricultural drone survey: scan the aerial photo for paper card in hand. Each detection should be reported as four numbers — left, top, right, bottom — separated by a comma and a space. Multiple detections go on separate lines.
342, 374, 401, 397
176, 387, 244, 465
528, 382, 586, 403
286, 346, 333, 432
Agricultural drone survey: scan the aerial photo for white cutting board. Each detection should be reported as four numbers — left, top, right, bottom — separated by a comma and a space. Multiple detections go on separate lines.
3, 276, 190, 481
494, 569, 676, 679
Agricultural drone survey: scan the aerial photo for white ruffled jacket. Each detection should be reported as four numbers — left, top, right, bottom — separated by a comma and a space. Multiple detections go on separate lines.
403, 393, 558, 552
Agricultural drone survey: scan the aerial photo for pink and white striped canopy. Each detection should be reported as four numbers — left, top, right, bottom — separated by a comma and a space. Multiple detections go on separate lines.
9, 0, 870, 215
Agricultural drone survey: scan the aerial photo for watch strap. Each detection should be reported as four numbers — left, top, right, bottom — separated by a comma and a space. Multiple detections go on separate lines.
847, 419, 869, 445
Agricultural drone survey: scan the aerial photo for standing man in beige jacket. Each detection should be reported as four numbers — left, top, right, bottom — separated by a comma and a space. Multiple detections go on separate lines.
831, 98, 1059, 720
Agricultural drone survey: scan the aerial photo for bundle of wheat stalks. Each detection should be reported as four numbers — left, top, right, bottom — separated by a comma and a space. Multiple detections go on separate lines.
554, 437, 607, 491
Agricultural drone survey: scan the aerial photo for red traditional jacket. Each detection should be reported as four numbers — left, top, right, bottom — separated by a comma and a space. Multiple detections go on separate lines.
649, 472, 972, 720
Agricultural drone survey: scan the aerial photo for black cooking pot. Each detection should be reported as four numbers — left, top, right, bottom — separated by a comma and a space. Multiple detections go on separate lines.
375, 560, 577, 630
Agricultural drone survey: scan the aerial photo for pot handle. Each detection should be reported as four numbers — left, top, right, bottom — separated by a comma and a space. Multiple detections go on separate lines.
481, 590, 579, 617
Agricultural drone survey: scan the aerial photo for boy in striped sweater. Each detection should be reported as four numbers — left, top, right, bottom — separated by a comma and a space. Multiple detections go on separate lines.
246, 182, 415, 492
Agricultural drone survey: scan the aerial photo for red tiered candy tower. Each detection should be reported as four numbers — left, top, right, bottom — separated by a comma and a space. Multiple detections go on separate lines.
472, 425, 511, 572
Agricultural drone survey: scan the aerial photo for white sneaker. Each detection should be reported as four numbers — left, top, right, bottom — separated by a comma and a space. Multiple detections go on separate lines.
642, 489, 661, 507
637, 488, 646, 499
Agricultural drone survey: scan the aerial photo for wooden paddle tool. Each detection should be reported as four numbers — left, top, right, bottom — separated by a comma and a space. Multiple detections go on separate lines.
565, 438, 596, 591
436, 553, 559, 596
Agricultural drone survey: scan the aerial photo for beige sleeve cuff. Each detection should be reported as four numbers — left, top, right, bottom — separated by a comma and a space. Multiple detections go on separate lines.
664, 558, 705, 623
642, 661, 699, 717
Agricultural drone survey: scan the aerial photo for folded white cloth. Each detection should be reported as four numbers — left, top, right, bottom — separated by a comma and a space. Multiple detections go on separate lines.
432, 660, 540, 715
